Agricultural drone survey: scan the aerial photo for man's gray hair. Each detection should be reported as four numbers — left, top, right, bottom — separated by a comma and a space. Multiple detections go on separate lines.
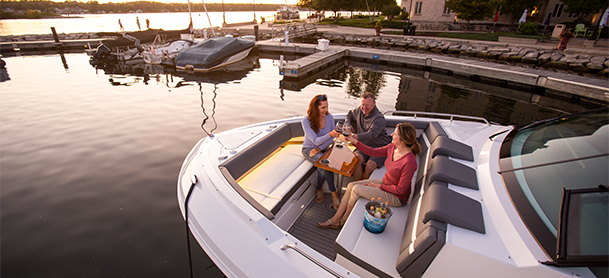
361, 92, 375, 101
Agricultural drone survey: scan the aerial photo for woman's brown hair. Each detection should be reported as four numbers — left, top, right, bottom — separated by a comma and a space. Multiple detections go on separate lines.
396, 122, 421, 156
307, 94, 329, 133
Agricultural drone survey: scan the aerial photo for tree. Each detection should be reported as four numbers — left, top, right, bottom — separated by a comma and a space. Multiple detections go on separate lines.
499, 0, 537, 24
561, 0, 606, 23
445, 0, 498, 33
382, 4, 402, 21
299, 0, 352, 21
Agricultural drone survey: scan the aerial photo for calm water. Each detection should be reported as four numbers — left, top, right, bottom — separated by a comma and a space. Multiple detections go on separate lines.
0, 11, 317, 36
0, 52, 602, 277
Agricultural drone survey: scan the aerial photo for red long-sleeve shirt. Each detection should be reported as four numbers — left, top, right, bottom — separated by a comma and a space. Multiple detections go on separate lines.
355, 141, 417, 204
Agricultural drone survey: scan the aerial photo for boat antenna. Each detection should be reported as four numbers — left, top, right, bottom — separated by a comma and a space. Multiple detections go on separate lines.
201, 0, 217, 36
187, 0, 193, 26
222, 0, 226, 24
187, 0, 194, 33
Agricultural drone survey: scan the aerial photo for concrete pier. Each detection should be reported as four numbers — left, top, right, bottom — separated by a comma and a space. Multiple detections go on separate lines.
257, 41, 608, 101
1, 38, 103, 53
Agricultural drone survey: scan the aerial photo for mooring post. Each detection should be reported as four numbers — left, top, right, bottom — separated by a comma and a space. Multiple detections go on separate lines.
50, 27, 60, 43
284, 30, 289, 46
254, 25, 259, 41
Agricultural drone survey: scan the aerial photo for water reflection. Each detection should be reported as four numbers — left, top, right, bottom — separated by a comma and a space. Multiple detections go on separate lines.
59, 53, 69, 71
0, 58, 9, 82
393, 68, 565, 125
84, 51, 605, 127
199, 83, 218, 135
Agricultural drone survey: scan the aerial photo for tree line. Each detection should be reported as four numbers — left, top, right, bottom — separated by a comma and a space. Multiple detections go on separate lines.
446, 0, 606, 27
0, 0, 284, 18
299, 0, 606, 26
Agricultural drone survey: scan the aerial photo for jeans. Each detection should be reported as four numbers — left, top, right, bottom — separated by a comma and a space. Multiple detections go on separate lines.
302, 147, 337, 192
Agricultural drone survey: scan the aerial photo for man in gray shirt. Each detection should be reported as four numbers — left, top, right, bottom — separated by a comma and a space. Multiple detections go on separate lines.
345, 92, 392, 180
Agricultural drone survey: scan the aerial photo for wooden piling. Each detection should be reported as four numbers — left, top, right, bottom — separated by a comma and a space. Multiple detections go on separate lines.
51, 27, 60, 43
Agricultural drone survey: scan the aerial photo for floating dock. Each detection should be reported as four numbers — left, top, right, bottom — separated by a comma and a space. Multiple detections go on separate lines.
256, 41, 608, 102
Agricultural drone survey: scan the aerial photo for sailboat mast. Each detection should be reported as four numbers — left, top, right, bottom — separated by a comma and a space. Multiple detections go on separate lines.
187, 0, 193, 32
202, 0, 216, 36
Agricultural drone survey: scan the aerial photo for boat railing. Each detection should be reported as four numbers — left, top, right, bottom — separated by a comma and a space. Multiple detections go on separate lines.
279, 243, 348, 278
384, 110, 491, 126
271, 21, 318, 40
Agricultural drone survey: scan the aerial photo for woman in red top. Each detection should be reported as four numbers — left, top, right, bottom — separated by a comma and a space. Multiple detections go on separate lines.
318, 122, 420, 229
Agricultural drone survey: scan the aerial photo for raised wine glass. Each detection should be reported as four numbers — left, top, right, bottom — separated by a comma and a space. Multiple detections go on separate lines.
335, 121, 344, 133
342, 122, 352, 137
335, 121, 344, 144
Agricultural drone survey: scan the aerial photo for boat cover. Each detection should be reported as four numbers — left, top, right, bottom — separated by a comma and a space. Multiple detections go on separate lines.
175, 37, 255, 69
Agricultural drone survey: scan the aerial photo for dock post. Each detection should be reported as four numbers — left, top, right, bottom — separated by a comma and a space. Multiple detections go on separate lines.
254, 25, 259, 41
50, 27, 60, 43
285, 30, 289, 46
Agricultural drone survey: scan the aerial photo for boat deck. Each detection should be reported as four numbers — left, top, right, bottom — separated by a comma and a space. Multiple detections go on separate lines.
288, 193, 340, 260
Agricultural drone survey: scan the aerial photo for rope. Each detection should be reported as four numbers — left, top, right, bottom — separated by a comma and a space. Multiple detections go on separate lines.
184, 174, 198, 278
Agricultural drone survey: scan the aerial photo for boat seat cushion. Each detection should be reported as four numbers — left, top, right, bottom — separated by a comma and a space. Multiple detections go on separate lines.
238, 144, 313, 213
426, 155, 478, 190
424, 122, 447, 144
429, 136, 474, 162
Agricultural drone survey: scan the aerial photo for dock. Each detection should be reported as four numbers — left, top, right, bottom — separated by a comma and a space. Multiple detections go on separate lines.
256, 41, 609, 102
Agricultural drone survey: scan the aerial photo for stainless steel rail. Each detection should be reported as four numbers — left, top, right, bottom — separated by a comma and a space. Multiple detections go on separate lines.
383, 110, 491, 126
280, 243, 348, 278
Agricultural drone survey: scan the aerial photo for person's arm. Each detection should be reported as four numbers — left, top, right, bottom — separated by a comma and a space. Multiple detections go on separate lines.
302, 117, 335, 148
379, 156, 416, 196
354, 141, 390, 157
356, 115, 387, 143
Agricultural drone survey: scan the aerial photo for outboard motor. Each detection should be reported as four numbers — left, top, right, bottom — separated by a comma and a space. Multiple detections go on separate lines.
90, 44, 113, 65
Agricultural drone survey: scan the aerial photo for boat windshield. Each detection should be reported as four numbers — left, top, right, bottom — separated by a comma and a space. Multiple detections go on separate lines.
499, 108, 608, 256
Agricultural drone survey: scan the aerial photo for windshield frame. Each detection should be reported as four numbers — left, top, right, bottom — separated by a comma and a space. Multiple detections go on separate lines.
498, 108, 609, 260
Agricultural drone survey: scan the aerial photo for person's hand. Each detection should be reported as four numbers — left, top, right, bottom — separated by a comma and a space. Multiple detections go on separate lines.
329, 130, 340, 138
345, 134, 359, 145
364, 182, 381, 189
310, 148, 321, 157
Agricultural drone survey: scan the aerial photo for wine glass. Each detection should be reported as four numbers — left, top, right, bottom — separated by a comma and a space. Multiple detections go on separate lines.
342, 122, 352, 137
335, 121, 344, 133
335, 121, 344, 144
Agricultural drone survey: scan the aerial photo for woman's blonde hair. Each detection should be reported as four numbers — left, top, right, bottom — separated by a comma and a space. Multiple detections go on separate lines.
396, 123, 421, 156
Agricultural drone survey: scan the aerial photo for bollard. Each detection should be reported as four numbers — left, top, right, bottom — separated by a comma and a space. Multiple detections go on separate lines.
254, 25, 259, 41
50, 27, 60, 43
285, 30, 289, 46
279, 55, 284, 69
204, 29, 208, 39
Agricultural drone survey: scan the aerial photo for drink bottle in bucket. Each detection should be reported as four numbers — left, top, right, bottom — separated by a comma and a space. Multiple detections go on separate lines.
364, 199, 393, 233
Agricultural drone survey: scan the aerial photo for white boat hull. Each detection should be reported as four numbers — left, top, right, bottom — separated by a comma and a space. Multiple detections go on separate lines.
178, 112, 603, 278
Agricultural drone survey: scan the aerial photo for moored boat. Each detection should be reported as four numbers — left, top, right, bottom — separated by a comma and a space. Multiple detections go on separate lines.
141, 38, 197, 65
174, 36, 255, 73
89, 28, 191, 64
178, 109, 608, 277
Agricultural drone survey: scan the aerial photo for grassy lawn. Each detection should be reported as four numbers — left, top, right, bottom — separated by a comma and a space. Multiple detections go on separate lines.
318, 16, 385, 28
377, 30, 550, 41
435, 32, 550, 41
317, 17, 552, 42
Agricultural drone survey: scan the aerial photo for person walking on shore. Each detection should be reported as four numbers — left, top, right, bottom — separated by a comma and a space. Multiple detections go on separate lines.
118, 19, 124, 31
136, 16, 141, 31
146, 18, 150, 29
